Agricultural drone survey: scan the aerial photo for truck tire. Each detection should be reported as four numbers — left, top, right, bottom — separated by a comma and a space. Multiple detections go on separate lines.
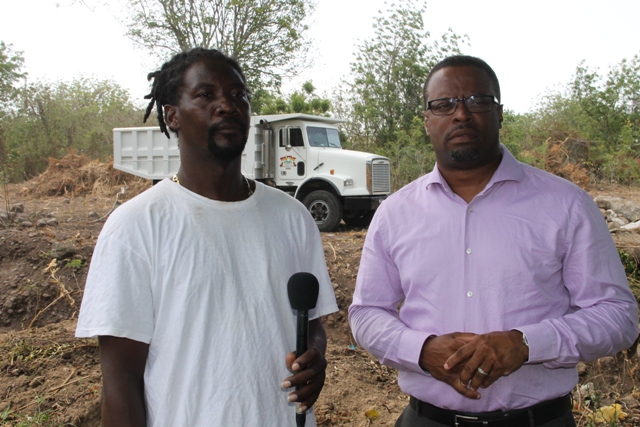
303, 190, 343, 232
342, 210, 375, 227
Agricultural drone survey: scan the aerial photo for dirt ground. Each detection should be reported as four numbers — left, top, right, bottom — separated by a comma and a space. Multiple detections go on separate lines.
1, 156, 639, 426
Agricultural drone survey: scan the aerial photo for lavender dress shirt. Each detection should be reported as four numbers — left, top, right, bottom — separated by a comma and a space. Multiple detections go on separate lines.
349, 146, 638, 412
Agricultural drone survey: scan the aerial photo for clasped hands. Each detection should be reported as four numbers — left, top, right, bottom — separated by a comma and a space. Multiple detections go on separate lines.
419, 331, 529, 399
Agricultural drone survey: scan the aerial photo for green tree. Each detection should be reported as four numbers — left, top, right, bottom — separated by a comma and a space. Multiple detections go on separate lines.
498, 54, 640, 185
124, 0, 314, 98
571, 55, 640, 150
255, 81, 331, 116
337, 1, 467, 189
0, 41, 25, 106
0, 41, 26, 171
1, 77, 141, 181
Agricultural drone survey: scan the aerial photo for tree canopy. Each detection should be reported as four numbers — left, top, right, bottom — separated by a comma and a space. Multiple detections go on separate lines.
124, 0, 314, 97
0, 41, 26, 106
501, 54, 640, 185
335, 1, 467, 188
570, 55, 640, 150
254, 81, 331, 116
1, 77, 141, 182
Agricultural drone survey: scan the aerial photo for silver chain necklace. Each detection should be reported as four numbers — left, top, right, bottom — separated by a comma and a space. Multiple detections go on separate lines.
171, 174, 253, 197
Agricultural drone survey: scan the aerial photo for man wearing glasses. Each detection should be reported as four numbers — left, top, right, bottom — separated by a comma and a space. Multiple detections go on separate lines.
349, 55, 638, 426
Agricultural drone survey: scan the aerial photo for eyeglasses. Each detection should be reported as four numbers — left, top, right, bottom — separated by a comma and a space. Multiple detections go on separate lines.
427, 95, 500, 116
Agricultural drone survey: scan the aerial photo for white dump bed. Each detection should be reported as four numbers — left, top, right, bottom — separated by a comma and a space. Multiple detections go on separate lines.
113, 126, 179, 180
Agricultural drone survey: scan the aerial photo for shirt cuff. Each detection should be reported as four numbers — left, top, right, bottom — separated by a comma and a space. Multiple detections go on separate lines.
514, 323, 559, 364
396, 329, 433, 374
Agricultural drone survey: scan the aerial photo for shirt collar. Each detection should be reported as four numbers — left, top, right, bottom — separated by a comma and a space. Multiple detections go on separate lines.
424, 144, 524, 192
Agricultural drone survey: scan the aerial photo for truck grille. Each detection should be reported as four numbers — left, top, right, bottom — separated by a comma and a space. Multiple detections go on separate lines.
371, 161, 391, 194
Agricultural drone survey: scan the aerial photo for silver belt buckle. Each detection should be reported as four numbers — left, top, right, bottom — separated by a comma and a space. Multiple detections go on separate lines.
454, 414, 488, 426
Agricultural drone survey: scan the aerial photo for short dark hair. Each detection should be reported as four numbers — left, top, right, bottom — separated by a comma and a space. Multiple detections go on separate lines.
143, 47, 250, 138
423, 55, 500, 110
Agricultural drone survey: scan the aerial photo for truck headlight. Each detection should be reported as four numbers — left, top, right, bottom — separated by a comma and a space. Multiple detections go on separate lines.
344, 178, 354, 187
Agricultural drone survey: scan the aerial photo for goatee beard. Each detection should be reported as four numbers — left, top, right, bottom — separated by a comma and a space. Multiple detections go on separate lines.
449, 148, 480, 162
207, 119, 248, 162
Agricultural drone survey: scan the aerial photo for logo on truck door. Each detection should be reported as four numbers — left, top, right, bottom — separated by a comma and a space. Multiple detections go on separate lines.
280, 155, 297, 168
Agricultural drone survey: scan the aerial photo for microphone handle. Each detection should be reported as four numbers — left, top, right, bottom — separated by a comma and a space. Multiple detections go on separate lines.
295, 309, 309, 427
296, 412, 306, 427
296, 309, 309, 357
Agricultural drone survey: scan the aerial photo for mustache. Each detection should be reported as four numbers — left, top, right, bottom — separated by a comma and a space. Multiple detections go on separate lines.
208, 118, 249, 137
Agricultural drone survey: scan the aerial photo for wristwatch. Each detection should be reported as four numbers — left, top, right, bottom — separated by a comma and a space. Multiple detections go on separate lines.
521, 331, 530, 362
522, 332, 529, 348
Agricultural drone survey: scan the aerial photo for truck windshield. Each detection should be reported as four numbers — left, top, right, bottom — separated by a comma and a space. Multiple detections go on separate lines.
307, 126, 342, 148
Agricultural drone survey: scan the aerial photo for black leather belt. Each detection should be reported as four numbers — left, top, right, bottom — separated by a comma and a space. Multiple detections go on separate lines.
409, 394, 572, 427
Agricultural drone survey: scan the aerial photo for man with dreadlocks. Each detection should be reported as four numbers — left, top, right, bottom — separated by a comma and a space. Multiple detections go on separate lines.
76, 47, 338, 427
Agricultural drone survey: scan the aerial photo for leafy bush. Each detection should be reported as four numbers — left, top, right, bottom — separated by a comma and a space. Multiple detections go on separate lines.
0, 77, 143, 182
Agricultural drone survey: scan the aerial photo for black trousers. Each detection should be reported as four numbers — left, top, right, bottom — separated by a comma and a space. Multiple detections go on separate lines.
394, 403, 577, 427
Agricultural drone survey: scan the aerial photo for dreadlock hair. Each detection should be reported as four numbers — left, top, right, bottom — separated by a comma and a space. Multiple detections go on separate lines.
143, 47, 250, 138
423, 55, 501, 110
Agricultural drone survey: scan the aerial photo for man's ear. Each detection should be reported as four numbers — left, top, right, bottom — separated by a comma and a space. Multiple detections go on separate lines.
164, 105, 179, 132
423, 111, 430, 136
497, 104, 504, 129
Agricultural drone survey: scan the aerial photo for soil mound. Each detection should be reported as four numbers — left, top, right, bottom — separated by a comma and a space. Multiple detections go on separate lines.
20, 154, 149, 198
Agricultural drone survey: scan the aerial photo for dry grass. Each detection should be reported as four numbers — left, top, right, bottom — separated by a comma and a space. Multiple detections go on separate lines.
545, 138, 592, 190
19, 154, 150, 198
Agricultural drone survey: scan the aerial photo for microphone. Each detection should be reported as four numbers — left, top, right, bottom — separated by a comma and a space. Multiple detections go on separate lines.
287, 272, 319, 427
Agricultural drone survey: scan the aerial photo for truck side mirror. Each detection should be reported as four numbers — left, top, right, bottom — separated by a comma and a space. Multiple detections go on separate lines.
283, 126, 291, 150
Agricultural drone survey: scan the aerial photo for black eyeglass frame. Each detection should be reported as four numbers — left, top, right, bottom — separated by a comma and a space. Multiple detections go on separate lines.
426, 95, 501, 116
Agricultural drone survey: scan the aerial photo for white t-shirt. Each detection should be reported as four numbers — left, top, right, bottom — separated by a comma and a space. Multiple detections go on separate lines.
76, 179, 338, 427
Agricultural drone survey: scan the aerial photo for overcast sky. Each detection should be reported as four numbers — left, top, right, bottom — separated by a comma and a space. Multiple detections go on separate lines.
1, 0, 639, 114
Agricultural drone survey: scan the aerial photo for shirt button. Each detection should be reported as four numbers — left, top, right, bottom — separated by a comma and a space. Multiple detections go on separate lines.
466, 248, 472, 254
467, 291, 473, 297
469, 207, 474, 212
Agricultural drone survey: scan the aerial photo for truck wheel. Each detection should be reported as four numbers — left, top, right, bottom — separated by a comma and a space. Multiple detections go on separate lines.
303, 190, 343, 232
342, 210, 375, 227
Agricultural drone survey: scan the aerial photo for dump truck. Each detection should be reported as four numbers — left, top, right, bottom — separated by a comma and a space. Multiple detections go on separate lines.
113, 113, 391, 231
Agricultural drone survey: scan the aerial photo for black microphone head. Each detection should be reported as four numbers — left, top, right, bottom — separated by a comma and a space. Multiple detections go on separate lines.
287, 272, 319, 311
